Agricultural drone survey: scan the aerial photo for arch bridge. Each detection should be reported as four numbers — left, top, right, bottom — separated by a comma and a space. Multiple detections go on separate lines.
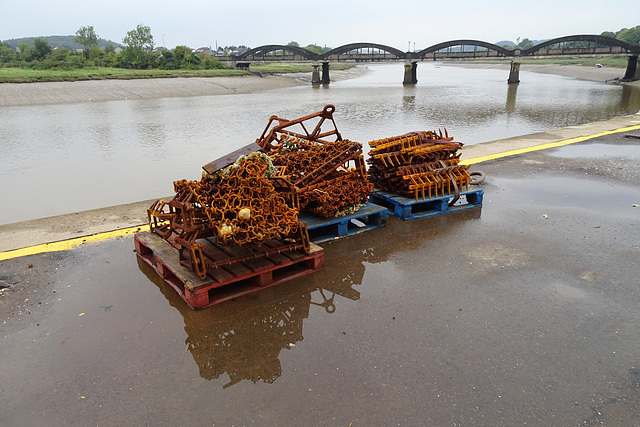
230, 35, 640, 84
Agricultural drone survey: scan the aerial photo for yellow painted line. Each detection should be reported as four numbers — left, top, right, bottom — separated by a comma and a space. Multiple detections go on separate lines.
3, 122, 640, 261
461, 124, 640, 165
0, 224, 150, 262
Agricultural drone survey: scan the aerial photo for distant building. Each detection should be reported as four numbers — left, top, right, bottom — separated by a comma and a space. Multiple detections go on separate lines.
195, 47, 213, 56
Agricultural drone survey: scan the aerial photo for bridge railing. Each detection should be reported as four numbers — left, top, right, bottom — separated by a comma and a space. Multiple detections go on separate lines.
242, 54, 311, 62
322, 53, 400, 62
528, 46, 628, 56
426, 50, 507, 59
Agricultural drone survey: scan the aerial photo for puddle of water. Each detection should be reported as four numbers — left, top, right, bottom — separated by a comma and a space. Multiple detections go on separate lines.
4, 172, 640, 425
548, 143, 640, 159
488, 175, 640, 218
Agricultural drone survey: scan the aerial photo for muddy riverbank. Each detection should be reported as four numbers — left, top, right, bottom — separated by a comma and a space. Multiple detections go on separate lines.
0, 67, 369, 107
1, 63, 637, 108
444, 61, 640, 85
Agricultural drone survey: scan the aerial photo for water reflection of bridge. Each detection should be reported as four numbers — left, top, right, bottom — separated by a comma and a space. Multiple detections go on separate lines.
228, 35, 640, 85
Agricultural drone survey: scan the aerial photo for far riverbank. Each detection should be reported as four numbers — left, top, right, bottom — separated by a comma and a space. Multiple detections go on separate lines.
0, 67, 368, 107
1, 63, 638, 108
442, 61, 640, 86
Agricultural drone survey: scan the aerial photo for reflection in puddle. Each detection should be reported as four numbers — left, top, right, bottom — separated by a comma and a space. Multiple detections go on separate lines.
139, 258, 313, 387
137, 208, 482, 387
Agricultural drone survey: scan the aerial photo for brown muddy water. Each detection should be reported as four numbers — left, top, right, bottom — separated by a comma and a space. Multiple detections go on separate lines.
1, 62, 640, 225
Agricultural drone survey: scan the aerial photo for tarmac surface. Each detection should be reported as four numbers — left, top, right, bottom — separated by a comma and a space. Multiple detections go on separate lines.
1, 115, 640, 426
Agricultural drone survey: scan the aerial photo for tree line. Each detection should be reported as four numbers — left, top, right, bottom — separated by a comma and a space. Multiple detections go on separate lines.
0, 25, 227, 70
0, 24, 330, 71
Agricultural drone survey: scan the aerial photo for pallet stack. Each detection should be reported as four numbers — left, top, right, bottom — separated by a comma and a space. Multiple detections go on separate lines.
135, 108, 484, 309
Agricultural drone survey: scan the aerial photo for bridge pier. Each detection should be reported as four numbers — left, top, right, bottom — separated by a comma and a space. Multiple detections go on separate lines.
623, 55, 639, 81
403, 61, 418, 85
312, 64, 321, 84
507, 61, 520, 84
321, 62, 330, 84
235, 62, 251, 71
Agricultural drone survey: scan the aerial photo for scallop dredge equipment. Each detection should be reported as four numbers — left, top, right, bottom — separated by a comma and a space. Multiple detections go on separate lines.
256, 104, 373, 218
146, 105, 373, 280
367, 130, 472, 205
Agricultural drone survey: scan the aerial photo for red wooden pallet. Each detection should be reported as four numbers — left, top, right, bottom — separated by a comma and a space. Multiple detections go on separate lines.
135, 231, 324, 309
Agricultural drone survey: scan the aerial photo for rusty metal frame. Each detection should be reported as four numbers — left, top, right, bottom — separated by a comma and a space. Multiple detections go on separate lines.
256, 104, 343, 151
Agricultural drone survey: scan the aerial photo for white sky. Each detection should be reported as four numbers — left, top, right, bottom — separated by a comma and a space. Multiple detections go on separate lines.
2, 0, 638, 50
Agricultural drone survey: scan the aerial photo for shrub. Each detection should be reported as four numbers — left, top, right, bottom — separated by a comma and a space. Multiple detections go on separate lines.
29, 61, 51, 70
63, 54, 86, 69
202, 56, 223, 69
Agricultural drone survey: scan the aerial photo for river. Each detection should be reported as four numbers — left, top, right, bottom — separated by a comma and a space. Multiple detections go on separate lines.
1, 62, 639, 225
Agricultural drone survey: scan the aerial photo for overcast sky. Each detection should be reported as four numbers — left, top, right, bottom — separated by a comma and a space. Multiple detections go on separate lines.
2, 0, 638, 50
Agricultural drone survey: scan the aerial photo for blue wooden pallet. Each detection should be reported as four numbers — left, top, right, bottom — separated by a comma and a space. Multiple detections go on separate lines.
369, 189, 483, 220
300, 202, 388, 243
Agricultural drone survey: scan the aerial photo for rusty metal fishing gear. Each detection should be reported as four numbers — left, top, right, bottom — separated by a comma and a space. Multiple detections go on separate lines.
367, 130, 471, 204
147, 152, 310, 280
256, 105, 373, 217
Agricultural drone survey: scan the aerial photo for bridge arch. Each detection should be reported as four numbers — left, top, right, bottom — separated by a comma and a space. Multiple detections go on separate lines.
319, 43, 406, 61
523, 35, 640, 56
235, 44, 319, 61
416, 40, 513, 59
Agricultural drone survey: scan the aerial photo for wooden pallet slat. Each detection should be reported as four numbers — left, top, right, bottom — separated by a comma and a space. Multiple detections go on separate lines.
135, 231, 324, 309
211, 240, 276, 273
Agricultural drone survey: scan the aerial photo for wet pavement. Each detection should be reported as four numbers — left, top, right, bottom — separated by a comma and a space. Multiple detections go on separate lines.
2, 130, 640, 426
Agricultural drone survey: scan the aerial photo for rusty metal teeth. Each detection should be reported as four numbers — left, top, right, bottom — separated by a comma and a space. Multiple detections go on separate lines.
148, 152, 310, 280
367, 130, 469, 201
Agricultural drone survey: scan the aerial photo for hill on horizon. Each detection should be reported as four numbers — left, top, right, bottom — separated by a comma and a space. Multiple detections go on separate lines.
2, 35, 124, 50
495, 39, 549, 47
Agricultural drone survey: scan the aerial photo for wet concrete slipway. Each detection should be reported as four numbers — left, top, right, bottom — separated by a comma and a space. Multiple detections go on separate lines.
2, 116, 640, 426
